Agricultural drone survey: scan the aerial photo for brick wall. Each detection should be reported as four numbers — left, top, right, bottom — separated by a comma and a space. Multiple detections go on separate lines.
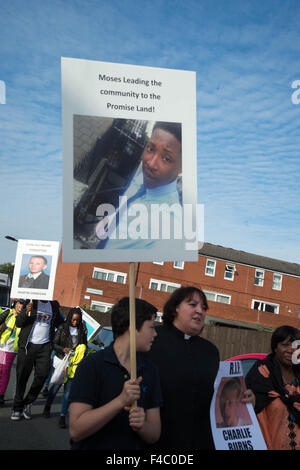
54, 253, 300, 330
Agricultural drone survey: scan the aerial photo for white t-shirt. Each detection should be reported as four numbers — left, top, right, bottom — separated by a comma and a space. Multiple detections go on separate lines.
29, 301, 53, 344
69, 326, 79, 348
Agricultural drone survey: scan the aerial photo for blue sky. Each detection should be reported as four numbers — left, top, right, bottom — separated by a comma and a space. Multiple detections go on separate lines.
0, 0, 299, 265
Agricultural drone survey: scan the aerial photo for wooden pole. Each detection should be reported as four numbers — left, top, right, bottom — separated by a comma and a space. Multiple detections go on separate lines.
129, 262, 136, 381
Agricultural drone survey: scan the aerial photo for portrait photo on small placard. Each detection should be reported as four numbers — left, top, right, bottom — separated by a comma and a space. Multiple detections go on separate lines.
10, 239, 60, 301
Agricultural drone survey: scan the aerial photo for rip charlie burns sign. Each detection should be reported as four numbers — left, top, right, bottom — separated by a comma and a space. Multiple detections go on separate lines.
210, 361, 267, 451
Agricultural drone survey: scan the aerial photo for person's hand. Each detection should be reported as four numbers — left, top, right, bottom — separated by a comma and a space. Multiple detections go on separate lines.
26, 300, 33, 316
293, 402, 300, 412
120, 376, 142, 408
63, 348, 72, 354
128, 406, 145, 431
242, 389, 256, 408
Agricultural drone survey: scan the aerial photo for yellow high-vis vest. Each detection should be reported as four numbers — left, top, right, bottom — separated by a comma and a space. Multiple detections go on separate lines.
64, 344, 86, 382
0, 310, 20, 352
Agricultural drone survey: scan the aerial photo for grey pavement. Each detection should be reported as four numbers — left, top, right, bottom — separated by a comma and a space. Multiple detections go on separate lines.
0, 363, 70, 450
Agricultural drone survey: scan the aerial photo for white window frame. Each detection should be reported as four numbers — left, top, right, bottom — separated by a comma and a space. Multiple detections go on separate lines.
254, 269, 264, 287
90, 301, 113, 312
92, 267, 127, 284
251, 299, 279, 315
86, 288, 103, 296
153, 261, 164, 265
272, 273, 282, 291
205, 259, 216, 277
155, 312, 163, 323
203, 290, 231, 304
224, 264, 235, 281
149, 278, 181, 293
173, 261, 184, 270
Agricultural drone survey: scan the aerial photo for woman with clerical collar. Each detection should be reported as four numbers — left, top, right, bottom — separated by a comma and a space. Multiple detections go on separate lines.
146, 286, 255, 450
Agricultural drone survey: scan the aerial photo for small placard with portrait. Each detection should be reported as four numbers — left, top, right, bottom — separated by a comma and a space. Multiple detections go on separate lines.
210, 361, 267, 450
10, 239, 60, 301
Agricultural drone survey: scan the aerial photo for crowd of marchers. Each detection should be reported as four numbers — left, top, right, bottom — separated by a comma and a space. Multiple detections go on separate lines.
1, 287, 300, 451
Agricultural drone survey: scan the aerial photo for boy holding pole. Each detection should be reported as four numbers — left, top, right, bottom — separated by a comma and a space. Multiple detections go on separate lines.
69, 296, 162, 450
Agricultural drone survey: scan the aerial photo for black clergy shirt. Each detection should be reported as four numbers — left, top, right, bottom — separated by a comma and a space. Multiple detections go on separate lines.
146, 324, 220, 450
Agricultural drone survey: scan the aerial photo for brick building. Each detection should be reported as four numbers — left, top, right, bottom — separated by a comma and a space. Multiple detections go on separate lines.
53, 242, 300, 331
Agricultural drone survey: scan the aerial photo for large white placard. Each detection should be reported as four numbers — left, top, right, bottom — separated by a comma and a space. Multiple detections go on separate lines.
210, 361, 267, 450
10, 239, 60, 301
62, 57, 199, 263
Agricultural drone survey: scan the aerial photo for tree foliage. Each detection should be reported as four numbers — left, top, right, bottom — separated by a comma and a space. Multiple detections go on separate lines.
0, 262, 14, 278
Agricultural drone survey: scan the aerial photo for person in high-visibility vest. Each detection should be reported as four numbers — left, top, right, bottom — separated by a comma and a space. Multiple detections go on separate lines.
0, 300, 23, 405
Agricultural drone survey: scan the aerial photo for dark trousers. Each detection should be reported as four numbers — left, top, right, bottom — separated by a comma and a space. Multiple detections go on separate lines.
13, 342, 51, 411
45, 378, 73, 416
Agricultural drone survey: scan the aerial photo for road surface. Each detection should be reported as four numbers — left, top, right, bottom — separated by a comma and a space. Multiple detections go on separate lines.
0, 363, 70, 450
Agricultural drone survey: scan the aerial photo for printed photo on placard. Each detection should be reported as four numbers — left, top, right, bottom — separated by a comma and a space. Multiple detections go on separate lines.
10, 239, 60, 301
215, 376, 253, 428
62, 57, 198, 263
73, 116, 183, 251
18, 253, 52, 290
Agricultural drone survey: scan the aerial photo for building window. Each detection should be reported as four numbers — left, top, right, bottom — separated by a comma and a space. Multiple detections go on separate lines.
149, 278, 181, 293
203, 290, 231, 304
173, 261, 184, 270
254, 269, 264, 287
205, 259, 216, 277
86, 288, 103, 296
92, 267, 127, 284
224, 264, 235, 281
150, 280, 159, 290
153, 261, 164, 265
272, 273, 282, 291
93, 270, 106, 281
252, 299, 279, 315
91, 301, 113, 312
155, 312, 163, 323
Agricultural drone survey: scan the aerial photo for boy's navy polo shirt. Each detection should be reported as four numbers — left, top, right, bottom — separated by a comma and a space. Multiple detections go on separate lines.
69, 343, 163, 450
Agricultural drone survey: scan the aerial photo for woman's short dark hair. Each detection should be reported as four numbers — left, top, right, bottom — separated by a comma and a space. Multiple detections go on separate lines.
162, 286, 208, 326
111, 297, 157, 339
271, 325, 300, 353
